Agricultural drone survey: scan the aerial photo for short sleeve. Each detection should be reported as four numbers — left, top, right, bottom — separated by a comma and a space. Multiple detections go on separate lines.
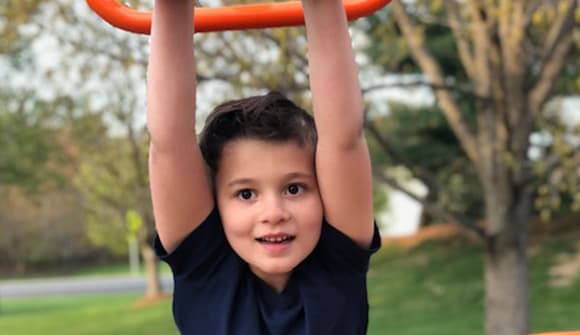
154, 207, 230, 278
313, 220, 381, 274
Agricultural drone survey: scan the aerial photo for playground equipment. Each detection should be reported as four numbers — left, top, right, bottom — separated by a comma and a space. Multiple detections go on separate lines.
86, 0, 392, 34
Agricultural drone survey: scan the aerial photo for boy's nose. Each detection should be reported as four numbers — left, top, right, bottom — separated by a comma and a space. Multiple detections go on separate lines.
259, 196, 290, 224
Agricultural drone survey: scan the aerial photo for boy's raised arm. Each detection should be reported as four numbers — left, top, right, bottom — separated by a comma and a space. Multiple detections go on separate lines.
302, 0, 374, 248
147, 0, 213, 253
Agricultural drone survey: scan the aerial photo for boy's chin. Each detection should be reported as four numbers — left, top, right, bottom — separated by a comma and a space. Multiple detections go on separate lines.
251, 260, 301, 279
256, 261, 298, 275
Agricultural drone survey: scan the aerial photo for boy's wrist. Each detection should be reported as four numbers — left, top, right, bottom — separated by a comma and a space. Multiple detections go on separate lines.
301, 0, 343, 6
154, 0, 195, 11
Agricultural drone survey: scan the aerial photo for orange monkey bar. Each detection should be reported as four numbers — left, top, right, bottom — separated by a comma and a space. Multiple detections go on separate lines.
86, 0, 392, 34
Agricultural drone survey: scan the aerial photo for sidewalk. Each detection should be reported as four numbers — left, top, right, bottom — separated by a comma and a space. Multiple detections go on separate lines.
0, 275, 173, 298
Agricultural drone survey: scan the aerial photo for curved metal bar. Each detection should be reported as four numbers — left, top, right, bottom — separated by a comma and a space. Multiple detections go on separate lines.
86, 0, 392, 34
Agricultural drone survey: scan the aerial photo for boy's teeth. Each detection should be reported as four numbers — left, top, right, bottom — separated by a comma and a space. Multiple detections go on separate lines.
260, 236, 291, 243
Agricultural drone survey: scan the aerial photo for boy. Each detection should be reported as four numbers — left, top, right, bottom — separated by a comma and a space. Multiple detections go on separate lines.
148, 0, 380, 334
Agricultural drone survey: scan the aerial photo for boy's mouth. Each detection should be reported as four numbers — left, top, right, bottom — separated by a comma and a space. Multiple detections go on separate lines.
255, 235, 296, 244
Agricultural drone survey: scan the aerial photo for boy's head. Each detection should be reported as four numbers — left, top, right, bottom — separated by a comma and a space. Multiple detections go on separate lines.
199, 91, 323, 292
199, 91, 317, 178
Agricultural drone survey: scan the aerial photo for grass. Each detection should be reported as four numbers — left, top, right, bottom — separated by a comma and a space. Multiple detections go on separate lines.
368, 239, 485, 335
1, 225, 580, 335
0, 294, 177, 335
367, 225, 580, 335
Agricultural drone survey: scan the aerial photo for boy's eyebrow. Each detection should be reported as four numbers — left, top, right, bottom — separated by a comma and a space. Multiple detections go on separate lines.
284, 172, 315, 181
227, 178, 254, 188
226, 172, 315, 188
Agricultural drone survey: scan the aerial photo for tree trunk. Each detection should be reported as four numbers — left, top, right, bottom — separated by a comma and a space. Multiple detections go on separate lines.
485, 239, 529, 335
484, 187, 532, 335
141, 243, 162, 299
138, 219, 163, 299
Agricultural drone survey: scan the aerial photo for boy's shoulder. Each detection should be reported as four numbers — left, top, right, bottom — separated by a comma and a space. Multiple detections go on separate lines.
307, 218, 381, 273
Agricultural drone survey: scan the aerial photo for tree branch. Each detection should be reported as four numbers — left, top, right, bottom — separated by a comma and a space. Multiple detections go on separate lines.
466, 0, 495, 97
365, 120, 443, 197
258, 30, 309, 69
528, 0, 577, 112
444, 1, 476, 81
362, 78, 493, 102
406, 10, 455, 30
499, 0, 528, 128
373, 169, 486, 240
391, 1, 480, 165
542, 0, 575, 57
524, 0, 544, 27
523, 140, 580, 186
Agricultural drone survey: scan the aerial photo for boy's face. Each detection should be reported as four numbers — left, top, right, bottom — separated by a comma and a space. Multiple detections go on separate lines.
215, 138, 323, 290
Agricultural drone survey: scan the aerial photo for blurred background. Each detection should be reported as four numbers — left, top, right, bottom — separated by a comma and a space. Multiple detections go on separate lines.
0, 0, 579, 334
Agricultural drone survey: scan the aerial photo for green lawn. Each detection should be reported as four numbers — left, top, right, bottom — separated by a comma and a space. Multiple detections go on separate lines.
1, 228, 580, 335
367, 230, 580, 335
0, 294, 177, 335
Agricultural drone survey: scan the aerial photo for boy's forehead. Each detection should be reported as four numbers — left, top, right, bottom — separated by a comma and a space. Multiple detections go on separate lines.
221, 138, 314, 156
217, 139, 315, 178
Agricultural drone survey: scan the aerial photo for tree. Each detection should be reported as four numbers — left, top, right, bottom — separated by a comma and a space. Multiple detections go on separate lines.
0, 91, 62, 189
364, 1, 579, 334
533, 100, 580, 220
74, 96, 163, 299
5, 0, 313, 299
366, 102, 483, 222
0, 89, 105, 273
1, 0, 165, 297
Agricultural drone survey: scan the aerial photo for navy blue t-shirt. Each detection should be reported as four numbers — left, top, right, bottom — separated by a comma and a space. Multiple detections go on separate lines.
155, 207, 381, 335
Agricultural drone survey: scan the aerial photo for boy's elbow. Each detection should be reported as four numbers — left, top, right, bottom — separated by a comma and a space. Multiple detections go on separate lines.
341, 129, 367, 152
319, 133, 367, 155
147, 126, 171, 153
148, 133, 195, 155
147, 120, 197, 153
319, 120, 366, 151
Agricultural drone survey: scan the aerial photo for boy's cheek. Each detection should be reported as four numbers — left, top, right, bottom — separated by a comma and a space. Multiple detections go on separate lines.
216, 196, 244, 220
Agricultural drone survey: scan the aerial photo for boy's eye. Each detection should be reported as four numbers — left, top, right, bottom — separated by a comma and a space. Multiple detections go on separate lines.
237, 189, 255, 200
286, 184, 303, 195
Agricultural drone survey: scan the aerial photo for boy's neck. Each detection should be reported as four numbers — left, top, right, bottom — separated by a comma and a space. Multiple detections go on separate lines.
251, 266, 291, 294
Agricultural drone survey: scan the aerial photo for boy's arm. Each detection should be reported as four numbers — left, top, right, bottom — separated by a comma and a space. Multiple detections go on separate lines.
302, 0, 374, 248
147, 0, 213, 253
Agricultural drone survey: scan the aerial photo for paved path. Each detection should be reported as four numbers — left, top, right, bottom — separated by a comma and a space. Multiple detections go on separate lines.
0, 275, 173, 298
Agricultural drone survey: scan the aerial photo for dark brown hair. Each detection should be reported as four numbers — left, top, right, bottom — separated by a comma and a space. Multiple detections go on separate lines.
199, 91, 317, 178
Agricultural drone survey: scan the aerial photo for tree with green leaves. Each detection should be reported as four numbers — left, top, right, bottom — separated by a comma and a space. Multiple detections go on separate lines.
0, 89, 114, 286
363, 1, 579, 334
1, 0, 165, 297
74, 106, 163, 299
533, 100, 580, 219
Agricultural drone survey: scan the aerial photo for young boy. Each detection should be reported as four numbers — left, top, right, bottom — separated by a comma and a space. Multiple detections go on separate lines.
148, 0, 380, 334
